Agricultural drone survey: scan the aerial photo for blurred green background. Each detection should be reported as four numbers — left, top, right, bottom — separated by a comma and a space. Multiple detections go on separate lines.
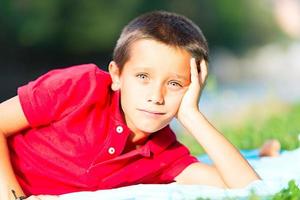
1, 0, 300, 154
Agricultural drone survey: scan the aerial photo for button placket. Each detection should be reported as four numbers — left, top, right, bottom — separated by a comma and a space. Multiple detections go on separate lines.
106, 125, 123, 156
107, 125, 123, 156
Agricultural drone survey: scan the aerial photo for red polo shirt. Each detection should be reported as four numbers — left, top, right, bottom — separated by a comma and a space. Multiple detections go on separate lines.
8, 64, 198, 195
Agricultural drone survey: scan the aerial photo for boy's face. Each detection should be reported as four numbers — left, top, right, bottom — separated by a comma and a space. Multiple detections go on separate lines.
109, 39, 191, 135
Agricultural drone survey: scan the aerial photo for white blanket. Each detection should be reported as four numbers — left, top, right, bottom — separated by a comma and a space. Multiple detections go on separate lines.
59, 148, 300, 200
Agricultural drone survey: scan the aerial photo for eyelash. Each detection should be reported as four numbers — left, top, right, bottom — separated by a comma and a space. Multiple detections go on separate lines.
136, 73, 149, 80
136, 73, 182, 88
169, 81, 182, 88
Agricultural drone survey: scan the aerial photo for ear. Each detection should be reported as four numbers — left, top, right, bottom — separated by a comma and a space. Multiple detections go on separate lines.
108, 61, 121, 91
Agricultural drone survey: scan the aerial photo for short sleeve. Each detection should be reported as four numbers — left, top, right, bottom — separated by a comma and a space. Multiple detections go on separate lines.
158, 141, 199, 182
18, 64, 111, 127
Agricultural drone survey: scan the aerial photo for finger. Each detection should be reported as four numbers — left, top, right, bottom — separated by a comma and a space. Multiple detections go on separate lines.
199, 59, 208, 85
190, 58, 200, 85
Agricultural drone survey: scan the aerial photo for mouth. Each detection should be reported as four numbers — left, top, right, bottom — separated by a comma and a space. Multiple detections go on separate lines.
137, 109, 166, 117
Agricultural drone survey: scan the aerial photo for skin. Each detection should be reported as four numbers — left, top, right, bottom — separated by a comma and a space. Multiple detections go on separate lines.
109, 39, 193, 144
0, 39, 260, 200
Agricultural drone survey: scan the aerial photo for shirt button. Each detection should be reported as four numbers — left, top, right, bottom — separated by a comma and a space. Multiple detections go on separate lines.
116, 125, 123, 134
108, 147, 115, 155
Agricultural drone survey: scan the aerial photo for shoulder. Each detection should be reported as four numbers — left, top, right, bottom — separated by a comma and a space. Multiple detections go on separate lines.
29, 63, 112, 92
46, 63, 112, 100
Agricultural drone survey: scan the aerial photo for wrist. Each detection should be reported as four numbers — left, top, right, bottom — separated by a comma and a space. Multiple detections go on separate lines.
178, 108, 202, 128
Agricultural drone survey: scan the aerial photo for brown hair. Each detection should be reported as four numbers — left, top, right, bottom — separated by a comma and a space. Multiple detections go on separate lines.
113, 10, 209, 69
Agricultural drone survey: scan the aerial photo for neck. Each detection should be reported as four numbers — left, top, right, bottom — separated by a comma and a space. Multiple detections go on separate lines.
123, 130, 150, 154
123, 114, 151, 144
129, 130, 151, 145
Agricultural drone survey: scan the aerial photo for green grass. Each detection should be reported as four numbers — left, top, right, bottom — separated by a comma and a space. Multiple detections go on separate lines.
178, 102, 300, 156
272, 180, 300, 200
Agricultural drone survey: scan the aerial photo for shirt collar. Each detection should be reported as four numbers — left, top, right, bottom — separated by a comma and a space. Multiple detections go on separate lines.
147, 125, 176, 155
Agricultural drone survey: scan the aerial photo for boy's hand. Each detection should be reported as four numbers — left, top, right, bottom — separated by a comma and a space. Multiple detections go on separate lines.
176, 58, 208, 124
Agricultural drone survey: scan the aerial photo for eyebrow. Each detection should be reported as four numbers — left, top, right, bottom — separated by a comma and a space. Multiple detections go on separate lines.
171, 74, 189, 82
132, 67, 153, 73
132, 67, 189, 82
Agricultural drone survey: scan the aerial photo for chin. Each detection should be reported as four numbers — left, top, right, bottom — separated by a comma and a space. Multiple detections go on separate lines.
136, 123, 167, 134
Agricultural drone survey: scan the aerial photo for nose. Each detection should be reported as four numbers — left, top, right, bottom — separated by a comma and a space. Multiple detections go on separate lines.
147, 83, 165, 105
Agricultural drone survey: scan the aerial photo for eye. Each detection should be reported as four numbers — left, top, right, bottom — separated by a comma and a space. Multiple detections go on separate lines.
136, 73, 149, 80
168, 81, 182, 88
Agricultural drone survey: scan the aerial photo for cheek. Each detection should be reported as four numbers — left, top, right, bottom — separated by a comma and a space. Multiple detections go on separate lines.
166, 93, 185, 111
121, 81, 144, 103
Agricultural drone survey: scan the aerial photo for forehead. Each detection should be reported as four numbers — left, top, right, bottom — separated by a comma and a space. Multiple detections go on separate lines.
125, 39, 191, 73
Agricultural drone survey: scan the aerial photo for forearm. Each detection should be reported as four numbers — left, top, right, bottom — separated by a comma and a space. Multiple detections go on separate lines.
181, 111, 260, 188
0, 131, 25, 200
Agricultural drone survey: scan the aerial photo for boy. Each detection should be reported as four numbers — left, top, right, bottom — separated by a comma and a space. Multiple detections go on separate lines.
0, 11, 260, 200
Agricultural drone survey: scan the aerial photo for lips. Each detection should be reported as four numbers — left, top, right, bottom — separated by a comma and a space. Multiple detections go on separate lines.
137, 109, 166, 116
